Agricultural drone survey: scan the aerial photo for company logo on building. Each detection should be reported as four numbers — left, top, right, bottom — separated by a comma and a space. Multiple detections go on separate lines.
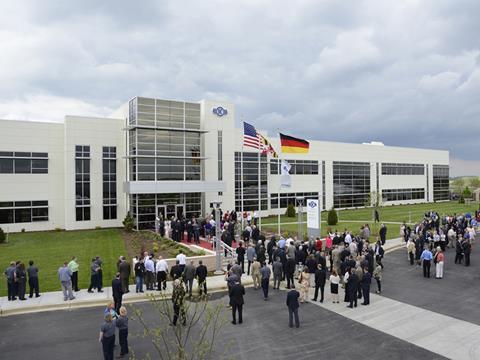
308, 201, 317, 208
212, 106, 228, 117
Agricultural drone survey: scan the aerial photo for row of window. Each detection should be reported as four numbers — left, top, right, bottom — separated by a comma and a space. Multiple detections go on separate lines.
333, 161, 371, 208
270, 192, 319, 209
103, 147, 117, 220
0, 201, 49, 224
382, 188, 425, 202
270, 159, 319, 175
0, 152, 48, 174
433, 165, 449, 201
381, 163, 424, 175
130, 193, 201, 230
76, 146, 118, 221
234, 152, 268, 211
128, 97, 201, 130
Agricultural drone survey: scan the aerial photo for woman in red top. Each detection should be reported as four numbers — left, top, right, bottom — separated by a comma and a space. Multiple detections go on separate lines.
435, 247, 445, 279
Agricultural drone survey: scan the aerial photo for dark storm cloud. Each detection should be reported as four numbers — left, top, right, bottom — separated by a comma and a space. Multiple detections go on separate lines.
0, 0, 479, 175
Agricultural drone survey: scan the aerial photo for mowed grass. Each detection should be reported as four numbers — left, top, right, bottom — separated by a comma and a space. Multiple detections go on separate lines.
261, 221, 402, 240
261, 201, 479, 225
0, 228, 127, 297
261, 201, 479, 239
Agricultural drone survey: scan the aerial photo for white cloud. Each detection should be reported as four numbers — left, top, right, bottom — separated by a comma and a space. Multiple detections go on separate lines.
0, 94, 112, 122
0, 0, 479, 163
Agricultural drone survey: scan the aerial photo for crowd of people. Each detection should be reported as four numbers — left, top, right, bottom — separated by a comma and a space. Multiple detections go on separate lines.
404, 211, 477, 279
4, 207, 479, 359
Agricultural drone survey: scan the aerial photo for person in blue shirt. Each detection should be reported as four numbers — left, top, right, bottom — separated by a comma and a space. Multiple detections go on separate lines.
420, 247, 433, 278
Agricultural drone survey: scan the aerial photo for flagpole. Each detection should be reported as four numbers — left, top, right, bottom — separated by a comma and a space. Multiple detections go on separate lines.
258, 133, 262, 232
241, 119, 244, 233
277, 130, 282, 237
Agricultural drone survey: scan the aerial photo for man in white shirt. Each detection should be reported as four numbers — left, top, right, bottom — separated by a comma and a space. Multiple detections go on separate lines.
176, 250, 187, 274
344, 232, 352, 245
156, 256, 168, 291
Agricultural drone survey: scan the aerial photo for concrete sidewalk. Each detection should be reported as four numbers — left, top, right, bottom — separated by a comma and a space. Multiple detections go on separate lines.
0, 237, 404, 316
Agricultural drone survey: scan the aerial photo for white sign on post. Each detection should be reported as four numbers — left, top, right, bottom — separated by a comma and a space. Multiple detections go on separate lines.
306, 199, 319, 230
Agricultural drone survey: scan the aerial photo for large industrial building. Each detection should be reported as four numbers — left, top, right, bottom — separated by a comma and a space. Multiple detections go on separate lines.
0, 96, 449, 232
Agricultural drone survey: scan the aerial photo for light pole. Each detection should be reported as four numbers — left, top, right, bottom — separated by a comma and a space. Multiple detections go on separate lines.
211, 200, 224, 275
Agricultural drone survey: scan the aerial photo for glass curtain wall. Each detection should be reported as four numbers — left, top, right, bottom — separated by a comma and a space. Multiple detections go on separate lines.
234, 152, 268, 211
433, 165, 449, 201
333, 161, 371, 208
130, 193, 201, 230
128, 97, 203, 229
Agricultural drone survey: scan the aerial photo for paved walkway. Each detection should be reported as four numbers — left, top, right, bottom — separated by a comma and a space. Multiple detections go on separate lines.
307, 285, 480, 360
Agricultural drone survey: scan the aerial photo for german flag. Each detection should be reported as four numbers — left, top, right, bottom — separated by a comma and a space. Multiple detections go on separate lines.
280, 133, 309, 153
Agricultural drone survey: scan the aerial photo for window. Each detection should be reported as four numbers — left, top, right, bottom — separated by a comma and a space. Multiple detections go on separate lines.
333, 161, 371, 208
271, 192, 319, 209
128, 98, 204, 184
433, 165, 449, 201
0, 201, 49, 224
75, 146, 90, 221
270, 159, 318, 175
130, 193, 201, 230
381, 163, 424, 175
382, 188, 425, 202
103, 147, 117, 220
0, 152, 48, 174
218, 131, 223, 181
322, 161, 326, 211
235, 152, 268, 211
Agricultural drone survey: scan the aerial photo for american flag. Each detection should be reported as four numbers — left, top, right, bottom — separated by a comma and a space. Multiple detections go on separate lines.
243, 122, 260, 149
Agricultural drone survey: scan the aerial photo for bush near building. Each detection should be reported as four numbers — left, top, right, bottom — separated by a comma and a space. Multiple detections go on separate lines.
327, 208, 338, 226
285, 203, 296, 218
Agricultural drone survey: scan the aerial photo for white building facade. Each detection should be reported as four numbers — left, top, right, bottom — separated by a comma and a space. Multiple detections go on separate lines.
0, 96, 449, 232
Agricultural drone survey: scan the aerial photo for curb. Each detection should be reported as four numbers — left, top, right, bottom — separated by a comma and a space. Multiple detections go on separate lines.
0, 280, 254, 317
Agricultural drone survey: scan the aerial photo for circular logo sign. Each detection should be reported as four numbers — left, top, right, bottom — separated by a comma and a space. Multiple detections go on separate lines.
213, 106, 228, 117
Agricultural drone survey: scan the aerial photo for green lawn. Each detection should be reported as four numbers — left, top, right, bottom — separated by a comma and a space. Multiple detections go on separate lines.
0, 228, 127, 297
260, 201, 479, 239
261, 221, 401, 240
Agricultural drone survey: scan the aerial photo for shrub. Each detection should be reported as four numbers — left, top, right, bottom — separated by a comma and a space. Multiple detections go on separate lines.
122, 212, 135, 232
327, 208, 338, 226
285, 203, 296, 218
463, 186, 472, 199
459, 195, 465, 204
0, 227, 5, 244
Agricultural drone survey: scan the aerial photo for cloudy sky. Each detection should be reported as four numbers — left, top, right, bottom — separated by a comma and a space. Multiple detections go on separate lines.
1, 0, 479, 176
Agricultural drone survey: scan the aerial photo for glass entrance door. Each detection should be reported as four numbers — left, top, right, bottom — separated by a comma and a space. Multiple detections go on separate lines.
175, 205, 184, 219
157, 205, 166, 220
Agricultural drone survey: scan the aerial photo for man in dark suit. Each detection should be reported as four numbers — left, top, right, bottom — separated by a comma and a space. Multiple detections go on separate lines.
229, 280, 245, 325
170, 260, 182, 280
361, 268, 372, 305
286, 289, 300, 328
118, 257, 131, 294
285, 256, 296, 289
347, 271, 359, 308
379, 224, 387, 245
112, 272, 124, 314
313, 264, 326, 303
195, 260, 208, 296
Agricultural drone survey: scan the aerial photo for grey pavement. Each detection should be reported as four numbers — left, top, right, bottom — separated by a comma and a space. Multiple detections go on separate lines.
380, 242, 480, 325
0, 290, 443, 360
